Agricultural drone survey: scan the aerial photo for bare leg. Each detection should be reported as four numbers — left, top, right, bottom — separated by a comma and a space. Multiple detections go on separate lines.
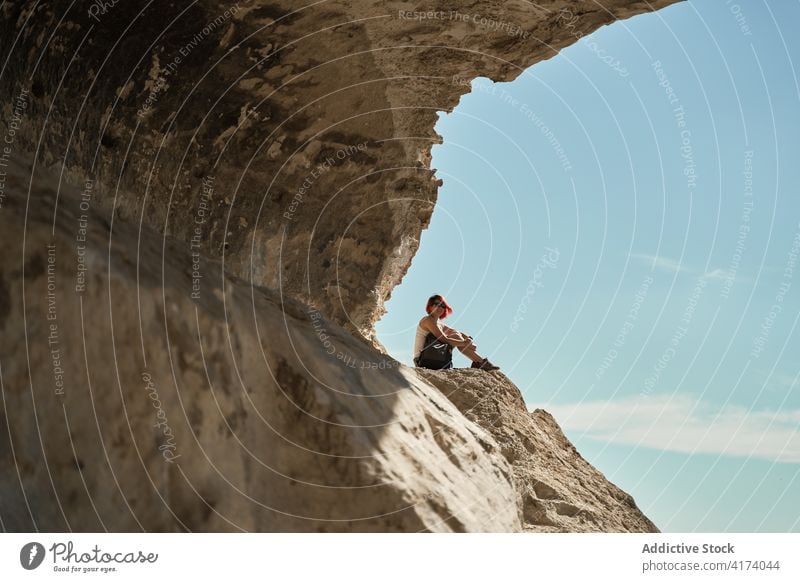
454, 339, 484, 363
453, 335, 500, 370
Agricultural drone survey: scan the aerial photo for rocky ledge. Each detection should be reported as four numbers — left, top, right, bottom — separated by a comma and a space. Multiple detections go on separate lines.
417, 369, 659, 532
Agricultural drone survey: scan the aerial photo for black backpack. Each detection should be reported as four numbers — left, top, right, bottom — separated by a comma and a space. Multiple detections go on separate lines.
416, 332, 453, 370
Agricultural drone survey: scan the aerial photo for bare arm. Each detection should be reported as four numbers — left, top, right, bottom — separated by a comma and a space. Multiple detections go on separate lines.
441, 323, 472, 340
420, 317, 459, 344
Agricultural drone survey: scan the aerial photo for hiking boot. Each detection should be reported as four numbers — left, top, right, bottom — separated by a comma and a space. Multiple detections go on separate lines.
471, 358, 500, 371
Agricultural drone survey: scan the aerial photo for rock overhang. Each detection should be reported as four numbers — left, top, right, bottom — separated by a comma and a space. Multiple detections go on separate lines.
1, 0, 681, 341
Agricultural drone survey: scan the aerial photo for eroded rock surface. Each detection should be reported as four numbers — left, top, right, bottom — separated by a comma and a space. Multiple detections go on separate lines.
0, 162, 520, 532
0, 0, 679, 339
417, 369, 659, 532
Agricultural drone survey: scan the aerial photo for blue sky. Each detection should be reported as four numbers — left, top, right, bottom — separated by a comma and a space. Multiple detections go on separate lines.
376, 0, 800, 532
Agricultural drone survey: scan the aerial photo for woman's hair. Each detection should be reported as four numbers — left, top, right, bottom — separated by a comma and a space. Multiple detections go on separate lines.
426, 294, 453, 318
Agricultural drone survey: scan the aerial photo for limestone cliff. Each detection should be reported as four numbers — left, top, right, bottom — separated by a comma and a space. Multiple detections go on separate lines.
0, 0, 678, 532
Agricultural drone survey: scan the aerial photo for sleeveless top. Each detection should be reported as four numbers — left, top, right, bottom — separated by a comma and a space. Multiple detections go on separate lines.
413, 323, 429, 361
413, 318, 447, 360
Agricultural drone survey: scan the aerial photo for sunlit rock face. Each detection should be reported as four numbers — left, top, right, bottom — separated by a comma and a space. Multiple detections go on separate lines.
0, 1, 677, 531
417, 369, 659, 532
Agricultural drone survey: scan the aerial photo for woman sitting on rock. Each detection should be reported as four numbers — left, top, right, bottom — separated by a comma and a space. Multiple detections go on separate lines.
413, 294, 500, 371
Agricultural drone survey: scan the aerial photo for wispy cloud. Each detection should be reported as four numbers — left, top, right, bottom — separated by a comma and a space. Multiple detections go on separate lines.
631, 253, 689, 274
541, 395, 800, 463
701, 267, 728, 280
630, 255, 746, 284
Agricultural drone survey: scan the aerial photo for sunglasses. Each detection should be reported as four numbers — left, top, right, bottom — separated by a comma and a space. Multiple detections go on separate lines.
432, 301, 446, 308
